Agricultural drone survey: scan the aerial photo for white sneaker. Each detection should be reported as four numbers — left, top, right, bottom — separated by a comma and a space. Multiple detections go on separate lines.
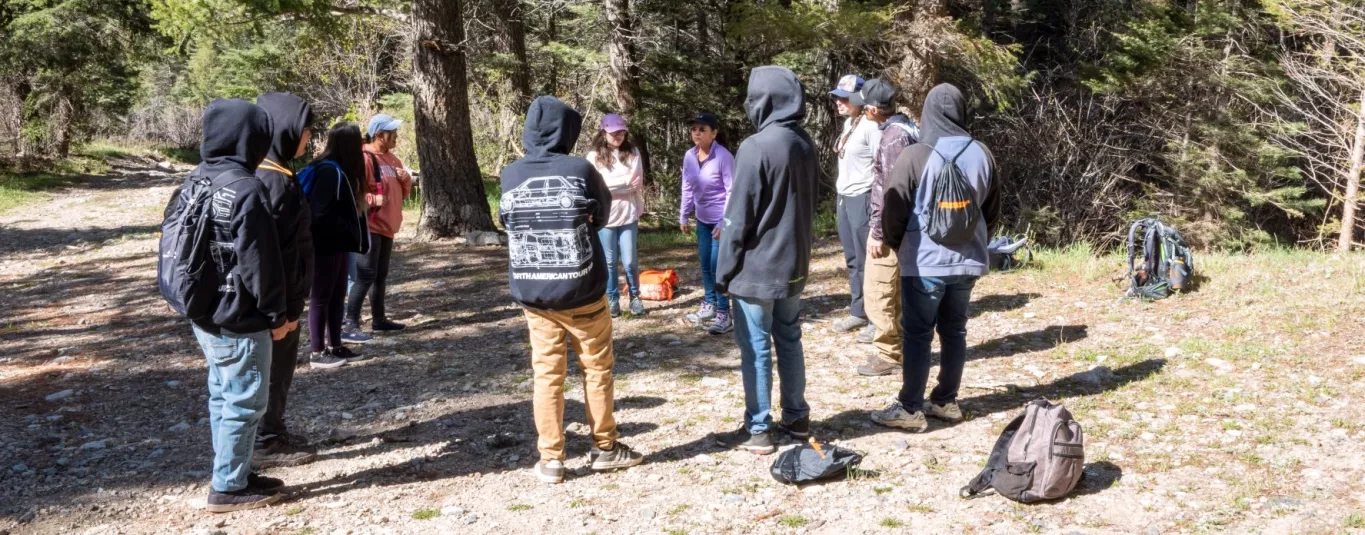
923, 401, 963, 422
870, 401, 928, 432
534, 459, 564, 484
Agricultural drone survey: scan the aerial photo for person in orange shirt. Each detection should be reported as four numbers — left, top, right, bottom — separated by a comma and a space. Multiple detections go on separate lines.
344, 114, 413, 336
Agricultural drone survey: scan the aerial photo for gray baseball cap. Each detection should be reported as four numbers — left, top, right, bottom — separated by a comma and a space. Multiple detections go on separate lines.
850, 78, 897, 109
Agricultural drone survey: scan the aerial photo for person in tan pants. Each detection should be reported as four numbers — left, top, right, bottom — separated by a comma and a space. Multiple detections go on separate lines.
524, 297, 621, 465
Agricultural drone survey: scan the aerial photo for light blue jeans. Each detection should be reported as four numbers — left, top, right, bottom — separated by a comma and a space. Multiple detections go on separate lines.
695, 221, 729, 312
598, 222, 640, 301
732, 295, 809, 434
192, 324, 272, 493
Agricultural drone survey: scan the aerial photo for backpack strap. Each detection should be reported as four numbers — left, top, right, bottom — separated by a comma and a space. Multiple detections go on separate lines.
962, 410, 1026, 499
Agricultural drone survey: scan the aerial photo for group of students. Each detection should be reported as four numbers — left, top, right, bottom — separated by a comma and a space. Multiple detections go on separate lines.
177, 64, 998, 511
503, 66, 998, 483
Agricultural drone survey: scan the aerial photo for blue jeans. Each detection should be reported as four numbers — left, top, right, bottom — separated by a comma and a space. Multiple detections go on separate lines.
695, 222, 729, 312
732, 295, 809, 434
191, 325, 272, 493
598, 222, 640, 301
898, 275, 978, 409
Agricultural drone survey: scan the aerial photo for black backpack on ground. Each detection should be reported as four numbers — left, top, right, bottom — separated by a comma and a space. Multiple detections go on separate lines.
157, 170, 255, 320
925, 140, 982, 245
988, 234, 1032, 271
1125, 218, 1195, 301
769, 440, 863, 484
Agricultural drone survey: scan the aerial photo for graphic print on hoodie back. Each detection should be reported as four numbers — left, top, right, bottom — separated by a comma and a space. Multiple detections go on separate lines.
500, 96, 612, 310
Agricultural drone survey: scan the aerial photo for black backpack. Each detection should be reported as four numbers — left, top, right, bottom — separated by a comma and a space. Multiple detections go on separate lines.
1125, 218, 1195, 301
925, 140, 982, 245
157, 170, 254, 320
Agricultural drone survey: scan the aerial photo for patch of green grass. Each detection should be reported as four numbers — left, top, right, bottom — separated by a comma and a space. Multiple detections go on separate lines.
679, 373, 703, 384
507, 503, 532, 512
1345, 512, 1365, 528
284, 505, 304, 516
667, 504, 691, 516
778, 515, 808, 528
0, 171, 80, 212
848, 467, 882, 480
77, 141, 139, 160
602, 483, 619, 490
569, 498, 587, 508
666, 529, 687, 535
411, 508, 440, 520
873, 486, 894, 496
677, 466, 693, 475
906, 504, 934, 514
879, 518, 905, 528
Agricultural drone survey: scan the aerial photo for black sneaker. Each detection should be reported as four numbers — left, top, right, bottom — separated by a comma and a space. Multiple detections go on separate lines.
713, 425, 776, 455
329, 345, 369, 363
372, 319, 406, 331
253, 438, 318, 469
246, 472, 285, 491
609, 300, 621, 318
590, 442, 645, 471
309, 351, 346, 370
206, 483, 282, 513
777, 417, 810, 439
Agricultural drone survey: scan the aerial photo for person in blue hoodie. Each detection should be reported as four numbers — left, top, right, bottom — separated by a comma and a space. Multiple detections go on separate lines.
711, 66, 819, 455
873, 83, 1001, 433
500, 96, 645, 484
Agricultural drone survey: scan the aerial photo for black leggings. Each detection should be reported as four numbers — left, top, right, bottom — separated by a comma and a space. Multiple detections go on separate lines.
347, 233, 394, 325
309, 253, 348, 352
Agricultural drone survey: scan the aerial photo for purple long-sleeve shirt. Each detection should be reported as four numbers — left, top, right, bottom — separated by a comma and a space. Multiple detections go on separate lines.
680, 142, 735, 226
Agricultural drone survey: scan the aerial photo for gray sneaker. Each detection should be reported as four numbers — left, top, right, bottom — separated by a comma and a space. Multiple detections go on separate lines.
855, 323, 877, 344
309, 351, 346, 370
832, 315, 869, 333
870, 401, 928, 432
629, 296, 645, 316
707, 310, 733, 335
534, 459, 564, 484
609, 299, 621, 318
590, 442, 644, 471
923, 401, 964, 422
713, 425, 776, 454
685, 302, 716, 324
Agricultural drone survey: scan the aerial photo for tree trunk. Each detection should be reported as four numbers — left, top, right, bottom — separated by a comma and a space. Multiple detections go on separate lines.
491, 0, 533, 112
411, 0, 494, 238
893, 0, 947, 118
605, 0, 638, 115
1339, 89, 1365, 252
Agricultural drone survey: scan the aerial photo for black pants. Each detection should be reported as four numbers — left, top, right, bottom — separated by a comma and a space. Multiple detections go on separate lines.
309, 253, 348, 352
258, 326, 300, 445
347, 233, 394, 325
837, 192, 871, 319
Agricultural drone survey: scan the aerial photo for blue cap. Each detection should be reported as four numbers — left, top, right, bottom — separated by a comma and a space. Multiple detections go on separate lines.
829, 74, 865, 98
366, 114, 403, 138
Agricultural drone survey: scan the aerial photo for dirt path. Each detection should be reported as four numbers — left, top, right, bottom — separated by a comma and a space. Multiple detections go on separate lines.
2, 161, 1364, 535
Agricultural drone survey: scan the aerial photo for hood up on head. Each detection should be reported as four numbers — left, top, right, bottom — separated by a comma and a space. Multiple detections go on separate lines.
199, 98, 273, 177
255, 92, 313, 165
745, 66, 806, 131
521, 96, 583, 156
918, 83, 970, 147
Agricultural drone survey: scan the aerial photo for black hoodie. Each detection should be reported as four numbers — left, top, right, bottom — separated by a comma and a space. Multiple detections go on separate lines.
499, 96, 612, 311
191, 98, 288, 334
254, 92, 314, 322
715, 66, 819, 300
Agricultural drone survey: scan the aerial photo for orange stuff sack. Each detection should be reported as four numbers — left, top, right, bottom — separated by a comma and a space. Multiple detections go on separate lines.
638, 269, 680, 301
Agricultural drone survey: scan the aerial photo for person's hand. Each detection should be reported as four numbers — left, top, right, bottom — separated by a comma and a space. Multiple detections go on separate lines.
711, 225, 721, 240
680, 223, 690, 235
271, 323, 290, 341
373, 194, 386, 208
869, 237, 886, 259
287, 319, 300, 332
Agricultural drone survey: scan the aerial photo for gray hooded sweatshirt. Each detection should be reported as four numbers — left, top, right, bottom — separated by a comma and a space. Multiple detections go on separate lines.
882, 84, 1000, 277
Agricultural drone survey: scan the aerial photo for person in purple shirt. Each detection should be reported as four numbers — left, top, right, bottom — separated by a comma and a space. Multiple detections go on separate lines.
679, 112, 735, 334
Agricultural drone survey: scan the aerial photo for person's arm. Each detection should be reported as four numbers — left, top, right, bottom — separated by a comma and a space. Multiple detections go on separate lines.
715, 141, 762, 294
233, 185, 288, 332
585, 166, 612, 230
980, 143, 1002, 236
394, 156, 413, 199
883, 145, 927, 251
870, 134, 911, 242
628, 149, 644, 193
679, 157, 696, 229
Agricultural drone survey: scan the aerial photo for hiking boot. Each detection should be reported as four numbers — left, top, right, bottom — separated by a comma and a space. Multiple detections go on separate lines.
855, 324, 877, 344
590, 442, 645, 471
923, 401, 964, 422
609, 299, 622, 318
329, 345, 369, 364
629, 296, 646, 316
713, 425, 776, 455
832, 315, 869, 333
246, 472, 285, 491
309, 351, 346, 370
371, 318, 406, 332
856, 354, 900, 377
777, 417, 810, 439
870, 401, 928, 432
206, 482, 282, 513
707, 310, 733, 335
253, 438, 318, 469
534, 459, 564, 484
685, 302, 716, 324
341, 323, 372, 344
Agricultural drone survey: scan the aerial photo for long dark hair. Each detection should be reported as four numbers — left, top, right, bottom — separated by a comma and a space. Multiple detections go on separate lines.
590, 129, 637, 170
314, 123, 367, 213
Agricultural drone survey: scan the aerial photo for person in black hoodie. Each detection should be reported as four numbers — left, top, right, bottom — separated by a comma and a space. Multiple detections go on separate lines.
500, 96, 644, 484
303, 123, 371, 370
186, 98, 290, 513
711, 66, 819, 455
252, 92, 318, 468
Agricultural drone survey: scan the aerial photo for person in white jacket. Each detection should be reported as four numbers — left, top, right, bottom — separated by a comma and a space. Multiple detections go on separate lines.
586, 113, 646, 317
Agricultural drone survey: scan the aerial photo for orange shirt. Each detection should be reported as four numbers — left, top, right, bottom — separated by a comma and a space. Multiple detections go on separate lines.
363, 147, 412, 238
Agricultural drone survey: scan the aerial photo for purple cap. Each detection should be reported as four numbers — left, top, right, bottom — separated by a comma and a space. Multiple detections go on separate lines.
601, 113, 628, 133
829, 74, 865, 99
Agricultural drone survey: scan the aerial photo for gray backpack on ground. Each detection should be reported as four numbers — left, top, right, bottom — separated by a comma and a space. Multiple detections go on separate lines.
925, 139, 982, 245
961, 398, 1084, 503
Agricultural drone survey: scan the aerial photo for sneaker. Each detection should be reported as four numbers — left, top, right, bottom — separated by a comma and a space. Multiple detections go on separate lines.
685, 302, 716, 324
341, 323, 373, 344
832, 315, 869, 333
777, 417, 810, 439
329, 345, 369, 364
856, 354, 900, 377
590, 442, 645, 471
253, 438, 318, 469
629, 296, 645, 316
923, 401, 964, 422
609, 299, 621, 318
870, 401, 928, 432
534, 459, 565, 484
713, 425, 776, 455
206, 483, 282, 513
309, 351, 346, 370
706, 310, 733, 335
371, 319, 406, 331
246, 472, 285, 491
855, 324, 877, 344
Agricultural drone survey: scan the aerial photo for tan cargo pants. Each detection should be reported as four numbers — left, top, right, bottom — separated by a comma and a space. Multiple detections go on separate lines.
523, 296, 619, 462
863, 245, 903, 364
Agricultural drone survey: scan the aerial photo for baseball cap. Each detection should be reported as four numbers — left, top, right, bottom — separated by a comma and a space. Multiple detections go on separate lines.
850, 78, 897, 109
829, 74, 865, 99
687, 112, 720, 130
601, 113, 628, 133
366, 114, 402, 138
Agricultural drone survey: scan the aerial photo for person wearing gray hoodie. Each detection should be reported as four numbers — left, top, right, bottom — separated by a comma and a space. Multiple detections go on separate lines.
873, 83, 1000, 433
712, 66, 819, 454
